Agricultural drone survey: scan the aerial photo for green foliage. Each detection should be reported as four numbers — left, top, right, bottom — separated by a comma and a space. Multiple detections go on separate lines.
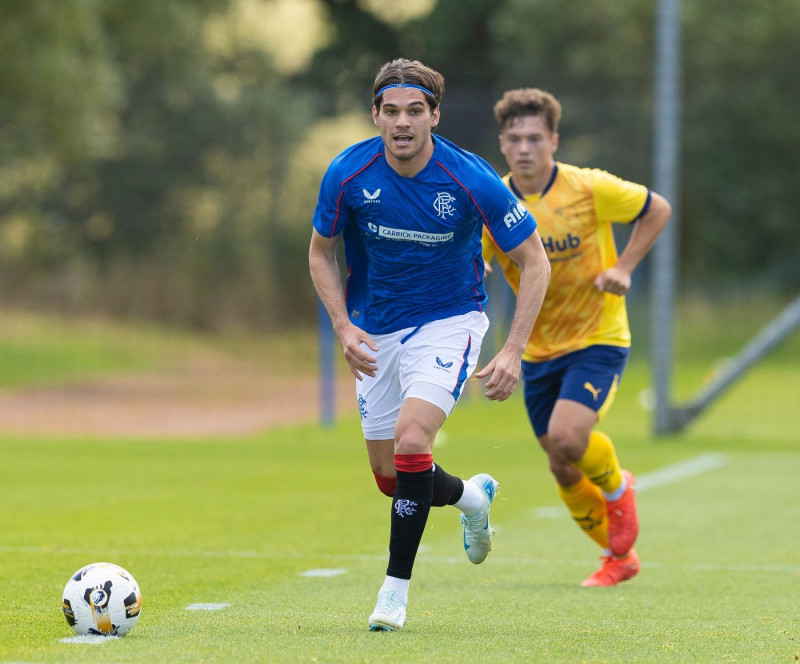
0, 1, 798, 332
0, 0, 313, 331
681, 0, 800, 281
488, 0, 654, 181
0, 1, 122, 162
0, 308, 318, 388
489, 0, 800, 285
0, 311, 191, 387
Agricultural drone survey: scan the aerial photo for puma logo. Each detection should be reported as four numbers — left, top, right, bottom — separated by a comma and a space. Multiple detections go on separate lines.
584, 382, 602, 401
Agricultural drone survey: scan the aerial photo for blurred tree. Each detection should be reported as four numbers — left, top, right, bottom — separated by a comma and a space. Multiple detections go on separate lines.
295, 0, 506, 130
490, 0, 800, 288
0, 0, 797, 333
489, 0, 655, 187
680, 0, 800, 285
0, 0, 122, 163
0, 0, 319, 329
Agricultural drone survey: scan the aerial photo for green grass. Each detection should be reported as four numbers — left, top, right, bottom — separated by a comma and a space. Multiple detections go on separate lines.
0, 302, 798, 662
2, 367, 799, 662
0, 309, 322, 388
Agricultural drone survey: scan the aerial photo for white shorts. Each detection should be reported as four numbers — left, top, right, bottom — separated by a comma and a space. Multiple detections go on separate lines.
356, 311, 489, 440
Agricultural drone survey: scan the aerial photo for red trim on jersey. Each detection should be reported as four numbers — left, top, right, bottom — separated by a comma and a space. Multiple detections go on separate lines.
437, 161, 493, 310
394, 453, 434, 473
330, 152, 383, 237
435, 161, 491, 225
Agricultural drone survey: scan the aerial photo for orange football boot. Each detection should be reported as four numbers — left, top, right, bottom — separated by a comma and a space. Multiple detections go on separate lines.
606, 469, 639, 556
581, 549, 640, 587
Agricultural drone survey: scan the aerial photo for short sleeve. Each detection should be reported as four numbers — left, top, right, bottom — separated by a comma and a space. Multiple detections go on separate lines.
474, 161, 536, 253
591, 169, 649, 225
312, 163, 352, 238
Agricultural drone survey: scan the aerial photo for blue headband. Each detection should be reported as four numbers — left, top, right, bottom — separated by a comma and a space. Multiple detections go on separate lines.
376, 83, 435, 99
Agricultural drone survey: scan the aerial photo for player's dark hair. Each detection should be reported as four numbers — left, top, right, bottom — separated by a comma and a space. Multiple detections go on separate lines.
372, 58, 444, 112
494, 88, 562, 134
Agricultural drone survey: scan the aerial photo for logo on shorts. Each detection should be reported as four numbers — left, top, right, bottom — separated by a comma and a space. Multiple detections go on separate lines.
435, 356, 453, 371
583, 382, 602, 401
358, 394, 368, 420
394, 499, 417, 518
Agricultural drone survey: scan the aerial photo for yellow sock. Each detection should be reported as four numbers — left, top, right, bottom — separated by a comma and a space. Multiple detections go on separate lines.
573, 430, 623, 495
558, 476, 609, 549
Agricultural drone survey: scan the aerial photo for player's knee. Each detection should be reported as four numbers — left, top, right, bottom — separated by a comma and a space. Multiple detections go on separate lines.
394, 424, 433, 455
547, 426, 586, 463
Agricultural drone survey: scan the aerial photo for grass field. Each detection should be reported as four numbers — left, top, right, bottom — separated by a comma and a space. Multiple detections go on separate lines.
0, 305, 798, 663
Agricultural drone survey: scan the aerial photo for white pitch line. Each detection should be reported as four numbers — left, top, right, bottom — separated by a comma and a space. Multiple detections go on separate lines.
533, 452, 728, 519
59, 634, 118, 644
186, 603, 231, 611
298, 568, 347, 577
635, 452, 728, 493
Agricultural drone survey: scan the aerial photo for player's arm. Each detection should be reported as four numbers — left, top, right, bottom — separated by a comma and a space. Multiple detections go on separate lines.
594, 192, 672, 296
475, 229, 550, 401
308, 228, 378, 380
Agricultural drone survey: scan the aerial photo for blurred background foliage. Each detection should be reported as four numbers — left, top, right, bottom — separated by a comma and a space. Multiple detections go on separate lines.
1, 0, 798, 333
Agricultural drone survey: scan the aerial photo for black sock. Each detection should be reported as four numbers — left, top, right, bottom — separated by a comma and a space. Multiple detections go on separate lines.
431, 463, 465, 507
386, 468, 434, 580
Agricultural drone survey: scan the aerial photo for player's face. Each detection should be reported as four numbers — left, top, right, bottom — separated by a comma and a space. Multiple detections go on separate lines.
372, 88, 439, 175
499, 114, 558, 181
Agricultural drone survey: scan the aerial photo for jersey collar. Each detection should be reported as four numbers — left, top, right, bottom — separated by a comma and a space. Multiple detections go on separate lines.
508, 163, 559, 201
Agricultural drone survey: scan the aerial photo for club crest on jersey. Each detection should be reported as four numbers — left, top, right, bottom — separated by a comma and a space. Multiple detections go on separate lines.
362, 188, 381, 204
433, 192, 456, 219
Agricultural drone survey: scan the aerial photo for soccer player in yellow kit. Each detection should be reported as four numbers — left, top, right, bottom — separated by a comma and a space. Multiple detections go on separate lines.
483, 88, 671, 586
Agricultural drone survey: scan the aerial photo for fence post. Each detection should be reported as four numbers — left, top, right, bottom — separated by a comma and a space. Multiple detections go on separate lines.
318, 297, 335, 427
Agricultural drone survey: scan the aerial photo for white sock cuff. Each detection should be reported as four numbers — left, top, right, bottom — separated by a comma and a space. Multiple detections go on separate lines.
380, 576, 410, 602
454, 478, 483, 515
602, 476, 627, 502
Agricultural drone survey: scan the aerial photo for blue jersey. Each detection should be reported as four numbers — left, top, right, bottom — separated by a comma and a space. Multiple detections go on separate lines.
312, 135, 537, 334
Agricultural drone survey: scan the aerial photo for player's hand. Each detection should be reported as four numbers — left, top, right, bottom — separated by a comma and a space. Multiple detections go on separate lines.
337, 324, 379, 380
594, 266, 631, 296
474, 349, 521, 402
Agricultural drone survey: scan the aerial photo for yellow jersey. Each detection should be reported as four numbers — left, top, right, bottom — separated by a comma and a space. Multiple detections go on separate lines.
483, 163, 650, 362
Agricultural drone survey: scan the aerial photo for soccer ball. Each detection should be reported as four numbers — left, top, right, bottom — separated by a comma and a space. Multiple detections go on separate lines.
62, 562, 143, 637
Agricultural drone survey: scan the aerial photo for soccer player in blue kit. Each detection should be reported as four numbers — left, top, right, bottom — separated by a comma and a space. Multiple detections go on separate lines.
309, 59, 551, 632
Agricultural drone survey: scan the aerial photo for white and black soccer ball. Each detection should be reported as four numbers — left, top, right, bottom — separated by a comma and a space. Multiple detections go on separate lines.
62, 562, 143, 636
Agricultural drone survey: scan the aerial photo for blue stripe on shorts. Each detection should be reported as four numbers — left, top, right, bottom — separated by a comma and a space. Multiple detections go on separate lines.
451, 334, 472, 401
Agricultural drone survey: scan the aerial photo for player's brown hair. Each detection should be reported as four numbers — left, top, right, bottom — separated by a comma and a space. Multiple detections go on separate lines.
372, 58, 445, 112
494, 88, 562, 134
